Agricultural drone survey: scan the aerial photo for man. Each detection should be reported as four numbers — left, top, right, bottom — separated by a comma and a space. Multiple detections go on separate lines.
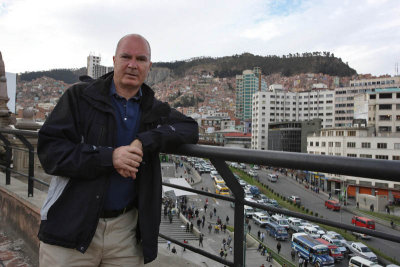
37, 34, 198, 266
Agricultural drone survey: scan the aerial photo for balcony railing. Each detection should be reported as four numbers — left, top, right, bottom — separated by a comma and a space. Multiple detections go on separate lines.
0, 128, 400, 267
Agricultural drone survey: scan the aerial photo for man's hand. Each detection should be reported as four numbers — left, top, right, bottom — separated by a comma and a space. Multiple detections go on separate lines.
112, 144, 143, 179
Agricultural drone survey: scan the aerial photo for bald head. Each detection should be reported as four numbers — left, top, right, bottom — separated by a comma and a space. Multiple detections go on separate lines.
115, 34, 151, 60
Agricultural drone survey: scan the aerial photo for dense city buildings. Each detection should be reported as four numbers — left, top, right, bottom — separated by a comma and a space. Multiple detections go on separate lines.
334, 76, 400, 127
307, 125, 400, 199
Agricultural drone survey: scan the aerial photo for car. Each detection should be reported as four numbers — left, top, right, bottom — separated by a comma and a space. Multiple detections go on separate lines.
348, 242, 378, 262
248, 169, 258, 177
303, 226, 320, 239
271, 214, 289, 230
249, 185, 260, 196
321, 234, 347, 255
288, 217, 304, 233
289, 195, 301, 205
310, 224, 326, 237
239, 163, 247, 169
253, 165, 260, 170
325, 200, 341, 211
252, 212, 270, 226
268, 174, 278, 182
349, 256, 383, 267
268, 199, 279, 207
210, 170, 218, 176
325, 231, 348, 247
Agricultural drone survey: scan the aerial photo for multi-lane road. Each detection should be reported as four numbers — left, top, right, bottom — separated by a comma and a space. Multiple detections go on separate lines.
184, 161, 400, 266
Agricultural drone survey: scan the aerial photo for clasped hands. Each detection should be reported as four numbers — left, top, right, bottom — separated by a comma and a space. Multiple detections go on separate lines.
112, 139, 143, 179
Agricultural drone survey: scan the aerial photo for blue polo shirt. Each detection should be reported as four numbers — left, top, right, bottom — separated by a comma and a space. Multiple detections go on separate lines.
104, 80, 142, 210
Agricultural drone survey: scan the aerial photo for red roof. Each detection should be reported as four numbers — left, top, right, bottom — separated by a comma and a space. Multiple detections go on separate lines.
224, 133, 251, 137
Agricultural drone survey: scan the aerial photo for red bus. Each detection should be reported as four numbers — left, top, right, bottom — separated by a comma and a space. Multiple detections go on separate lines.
351, 216, 375, 230
325, 200, 341, 211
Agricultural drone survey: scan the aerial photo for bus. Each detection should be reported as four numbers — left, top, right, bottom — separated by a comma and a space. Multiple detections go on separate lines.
291, 233, 335, 267
215, 184, 230, 196
213, 176, 225, 185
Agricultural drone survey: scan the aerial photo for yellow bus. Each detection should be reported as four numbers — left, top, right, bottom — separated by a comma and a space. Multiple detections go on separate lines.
215, 184, 230, 196
213, 176, 225, 185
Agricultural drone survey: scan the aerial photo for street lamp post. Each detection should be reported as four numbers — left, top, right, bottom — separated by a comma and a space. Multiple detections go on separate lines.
243, 211, 247, 266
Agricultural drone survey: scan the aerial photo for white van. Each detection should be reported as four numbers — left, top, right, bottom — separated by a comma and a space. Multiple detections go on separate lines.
252, 212, 270, 227
268, 174, 278, 182
271, 214, 289, 230
244, 205, 255, 218
349, 256, 383, 267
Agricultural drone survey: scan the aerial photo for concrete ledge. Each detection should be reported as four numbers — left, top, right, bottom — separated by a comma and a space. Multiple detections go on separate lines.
0, 184, 40, 253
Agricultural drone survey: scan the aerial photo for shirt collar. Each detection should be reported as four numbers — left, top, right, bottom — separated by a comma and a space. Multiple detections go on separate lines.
110, 79, 142, 101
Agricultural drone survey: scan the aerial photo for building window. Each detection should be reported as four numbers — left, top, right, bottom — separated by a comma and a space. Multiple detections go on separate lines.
393, 156, 400, 160
328, 142, 333, 147
361, 142, 371, 148
347, 142, 356, 148
310, 142, 314, 146
322, 142, 326, 147
379, 126, 392, 132
379, 115, 392, 121
336, 131, 344, 136
375, 155, 389, 160
347, 154, 357, 157
394, 143, 400, 150
379, 93, 392, 99
360, 154, 372, 158
379, 104, 392, 110
348, 131, 356, 136
316, 142, 319, 147
377, 143, 387, 149
335, 142, 341, 147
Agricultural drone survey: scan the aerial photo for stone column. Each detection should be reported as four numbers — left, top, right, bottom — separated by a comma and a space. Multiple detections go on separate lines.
0, 52, 11, 127
13, 108, 41, 179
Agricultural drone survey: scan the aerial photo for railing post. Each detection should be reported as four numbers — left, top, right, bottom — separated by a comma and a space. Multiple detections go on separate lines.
0, 133, 12, 185
210, 159, 245, 267
15, 134, 35, 197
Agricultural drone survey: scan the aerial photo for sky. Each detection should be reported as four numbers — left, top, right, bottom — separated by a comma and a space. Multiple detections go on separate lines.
1, 0, 400, 76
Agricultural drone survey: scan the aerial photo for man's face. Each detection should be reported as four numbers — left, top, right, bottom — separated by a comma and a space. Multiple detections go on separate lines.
113, 36, 152, 92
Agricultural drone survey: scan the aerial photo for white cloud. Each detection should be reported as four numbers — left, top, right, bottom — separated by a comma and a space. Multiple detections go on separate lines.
0, 0, 399, 76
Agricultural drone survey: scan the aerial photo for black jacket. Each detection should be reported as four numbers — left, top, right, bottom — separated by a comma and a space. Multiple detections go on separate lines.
37, 72, 198, 263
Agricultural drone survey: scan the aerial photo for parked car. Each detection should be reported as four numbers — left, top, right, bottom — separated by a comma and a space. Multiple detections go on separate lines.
325, 231, 348, 247
348, 242, 378, 262
316, 238, 344, 262
325, 200, 341, 211
249, 185, 260, 196
252, 212, 270, 227
253, 165, 260, 170
304, 226, 320, 239
288, 217, 304, 233
239, 163, 247, 169
321, 234, 347, 255
265, 221, 289, 240
248, 169, 258, 177
351, 216, 375, 239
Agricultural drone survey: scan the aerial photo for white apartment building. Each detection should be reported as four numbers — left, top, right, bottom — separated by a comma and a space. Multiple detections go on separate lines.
334, 76, 400, 127
251, 88, 335, 150
354, 88, 400, 136
307, 127, 400, 199
87, 54, 113, 79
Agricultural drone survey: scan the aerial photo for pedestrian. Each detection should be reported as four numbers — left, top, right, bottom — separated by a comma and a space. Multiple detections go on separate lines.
304, 258, 308, 267
226, 215, 230, 225
169, 212, 173, 223
260, 264, 265, 267
186, 222, 190, 233
214, 207, 217, 216
328, 192, 332, 199
208, 223, 212, 234
248, 224, 251, 233
277, 241, 281, 254
227, 235, 232, 246
204, 204, 208, 213
224, 249, 228, 259
190, 222, 194, 233
167, 240, 171, 250
257, 230, 261, 239
222, 238, 227, 250
36, 34, 198, 266
291, 248, 296, 261
219, 248, 224, 257
183, 239, 188, 251
171, 246, 177, 254
266, 251, 272, 262
298, 257, 304, 267
262, 246, 267, 256
210, 211, 213, 220
258, 243, 263, 252
222, 224, 226, 233
229, 246, 233, 255
199, 234, 203, 247
261, 232, 265, 242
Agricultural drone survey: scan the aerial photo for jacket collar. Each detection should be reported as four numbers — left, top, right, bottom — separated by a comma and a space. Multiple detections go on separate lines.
82, 71, 155, 112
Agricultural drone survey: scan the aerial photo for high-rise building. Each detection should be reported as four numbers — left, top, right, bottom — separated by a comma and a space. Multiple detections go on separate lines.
334, 76, 400, 127
235, 67, 267, 121
251, 88, 335, 150
87, 54, 113, 79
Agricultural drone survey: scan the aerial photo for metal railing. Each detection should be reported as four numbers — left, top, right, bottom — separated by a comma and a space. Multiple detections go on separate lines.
0, 128, 400, 267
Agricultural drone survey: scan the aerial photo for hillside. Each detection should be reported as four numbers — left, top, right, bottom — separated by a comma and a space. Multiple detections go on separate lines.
18, 52, 356, 84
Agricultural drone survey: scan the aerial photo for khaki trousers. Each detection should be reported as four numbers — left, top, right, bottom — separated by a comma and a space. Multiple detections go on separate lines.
39, 208, 144, 267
